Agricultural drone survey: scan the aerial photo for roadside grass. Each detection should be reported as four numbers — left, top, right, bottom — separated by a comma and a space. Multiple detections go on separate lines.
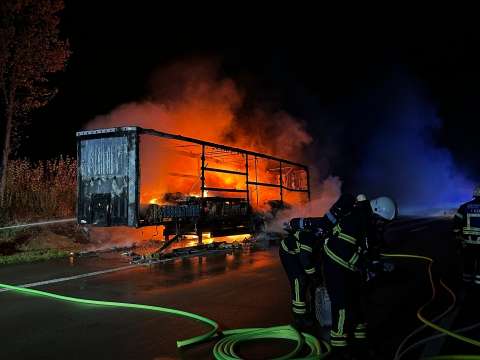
0, 229, 20, 241
0, 157, 78, 265
0, 225, 84, 265
1, 157, 76, 227
0, 249, 70, 265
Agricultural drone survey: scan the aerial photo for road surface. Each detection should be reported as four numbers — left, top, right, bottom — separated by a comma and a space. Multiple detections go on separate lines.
1, 216, 478, 359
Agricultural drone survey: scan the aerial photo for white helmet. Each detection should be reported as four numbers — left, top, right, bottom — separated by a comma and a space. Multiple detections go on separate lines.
356, 194, 367, 202
370, 196, 397, 220
474, 186, 480, 198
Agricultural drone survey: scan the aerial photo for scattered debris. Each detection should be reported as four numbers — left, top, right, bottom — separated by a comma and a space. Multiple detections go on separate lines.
123, 235, 267, 265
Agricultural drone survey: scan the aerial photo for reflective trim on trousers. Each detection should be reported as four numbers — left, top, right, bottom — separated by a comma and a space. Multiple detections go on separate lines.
331, 309, 346, 338
293, 307, 306, 314
464, 226, 480, 232
292, 299, 306, 307
354, 323, 367, 339
294, 278, 300, 303
331, 339, 348, 347
463, 239, 480, 245
292, 279, 306, 313
330, 330, 347, 338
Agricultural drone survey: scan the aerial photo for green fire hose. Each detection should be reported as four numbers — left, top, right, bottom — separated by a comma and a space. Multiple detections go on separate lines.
3, 252, 480, 359
0, 282, 330, 359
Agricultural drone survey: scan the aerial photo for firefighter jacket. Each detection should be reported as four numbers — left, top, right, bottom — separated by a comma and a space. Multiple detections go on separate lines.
280, 230, 318, 276
323, 204, 377, 272
454, 198, 480, 245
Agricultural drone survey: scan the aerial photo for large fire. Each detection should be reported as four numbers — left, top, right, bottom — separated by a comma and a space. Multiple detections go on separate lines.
138, 135, 308, 210
91, 61, 312, 211
85, 61, 342, 245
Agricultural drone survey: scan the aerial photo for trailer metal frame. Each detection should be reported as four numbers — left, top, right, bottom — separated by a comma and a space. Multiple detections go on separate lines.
76, 126, 310, 228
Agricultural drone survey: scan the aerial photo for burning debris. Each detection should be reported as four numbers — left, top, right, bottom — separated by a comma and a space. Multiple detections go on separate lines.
123, 232, 275, 265
128, 241, 243, 265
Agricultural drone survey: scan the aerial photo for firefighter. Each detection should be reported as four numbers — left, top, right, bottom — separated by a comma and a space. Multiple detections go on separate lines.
323, 196, 397, 358
289, 193, 358, 235
280, 193, 362, 330
280, 194, 366, 328
279, 224, 322, 329
453, 186, 480, 286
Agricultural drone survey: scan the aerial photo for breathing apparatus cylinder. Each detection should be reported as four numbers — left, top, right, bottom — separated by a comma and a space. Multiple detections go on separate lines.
289, 217, 327, 232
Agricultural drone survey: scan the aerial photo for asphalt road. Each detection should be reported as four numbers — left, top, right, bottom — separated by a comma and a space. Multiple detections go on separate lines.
1, 216, 478, 359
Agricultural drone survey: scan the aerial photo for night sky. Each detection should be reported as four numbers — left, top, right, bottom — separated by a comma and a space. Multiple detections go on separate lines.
16, 5, 480, 207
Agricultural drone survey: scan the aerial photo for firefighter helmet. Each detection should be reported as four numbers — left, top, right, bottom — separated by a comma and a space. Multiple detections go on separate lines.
370, 196, 397, 221
474, 186, 480, 198
356, 194, 367, 202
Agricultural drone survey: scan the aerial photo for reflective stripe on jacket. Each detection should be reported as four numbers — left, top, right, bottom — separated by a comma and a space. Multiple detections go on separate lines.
324, 224, 361, 271
454, 199, 480, 245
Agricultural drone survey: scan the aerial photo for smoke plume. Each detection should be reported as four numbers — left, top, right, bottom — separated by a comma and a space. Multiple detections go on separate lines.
356, 75, 473, 214
86, 59, 340, 243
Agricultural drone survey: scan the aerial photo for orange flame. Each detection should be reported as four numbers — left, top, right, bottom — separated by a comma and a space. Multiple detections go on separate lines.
90, 61, 313, 210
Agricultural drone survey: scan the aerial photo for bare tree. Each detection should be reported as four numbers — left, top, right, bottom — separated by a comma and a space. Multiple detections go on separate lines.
0, 0, 69, 207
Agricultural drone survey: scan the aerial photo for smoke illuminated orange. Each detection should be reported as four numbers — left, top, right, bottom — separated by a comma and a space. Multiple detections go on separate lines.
138, 135, 308, 210
89, 61, 315, 212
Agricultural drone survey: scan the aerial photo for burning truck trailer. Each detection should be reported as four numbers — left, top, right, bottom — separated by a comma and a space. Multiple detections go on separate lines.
76, 126, 311, 243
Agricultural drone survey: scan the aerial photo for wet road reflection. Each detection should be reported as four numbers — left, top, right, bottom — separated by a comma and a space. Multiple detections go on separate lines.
144, 247, 276, 288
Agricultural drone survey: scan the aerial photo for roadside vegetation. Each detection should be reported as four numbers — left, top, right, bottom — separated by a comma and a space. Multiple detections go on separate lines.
0, 0, 71, 264
0, 157, 81, 264
1, 157, 76, 222
0, 249, 70, 265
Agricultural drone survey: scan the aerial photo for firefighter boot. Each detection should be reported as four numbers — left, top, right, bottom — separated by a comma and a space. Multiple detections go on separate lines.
351, 340, 375, 360
331, 346, 358, 360
293, 313, 314, 332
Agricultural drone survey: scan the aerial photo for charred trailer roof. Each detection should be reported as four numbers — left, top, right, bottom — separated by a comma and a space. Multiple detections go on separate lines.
76, 126, 311, 229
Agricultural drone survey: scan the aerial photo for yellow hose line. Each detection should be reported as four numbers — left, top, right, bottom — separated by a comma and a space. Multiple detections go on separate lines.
381, 253, 480, 348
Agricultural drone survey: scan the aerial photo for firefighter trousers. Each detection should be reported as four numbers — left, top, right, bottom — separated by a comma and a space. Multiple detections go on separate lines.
462, 244, 480, 285
279, 248, 314, 319
323, 255, 367, 349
